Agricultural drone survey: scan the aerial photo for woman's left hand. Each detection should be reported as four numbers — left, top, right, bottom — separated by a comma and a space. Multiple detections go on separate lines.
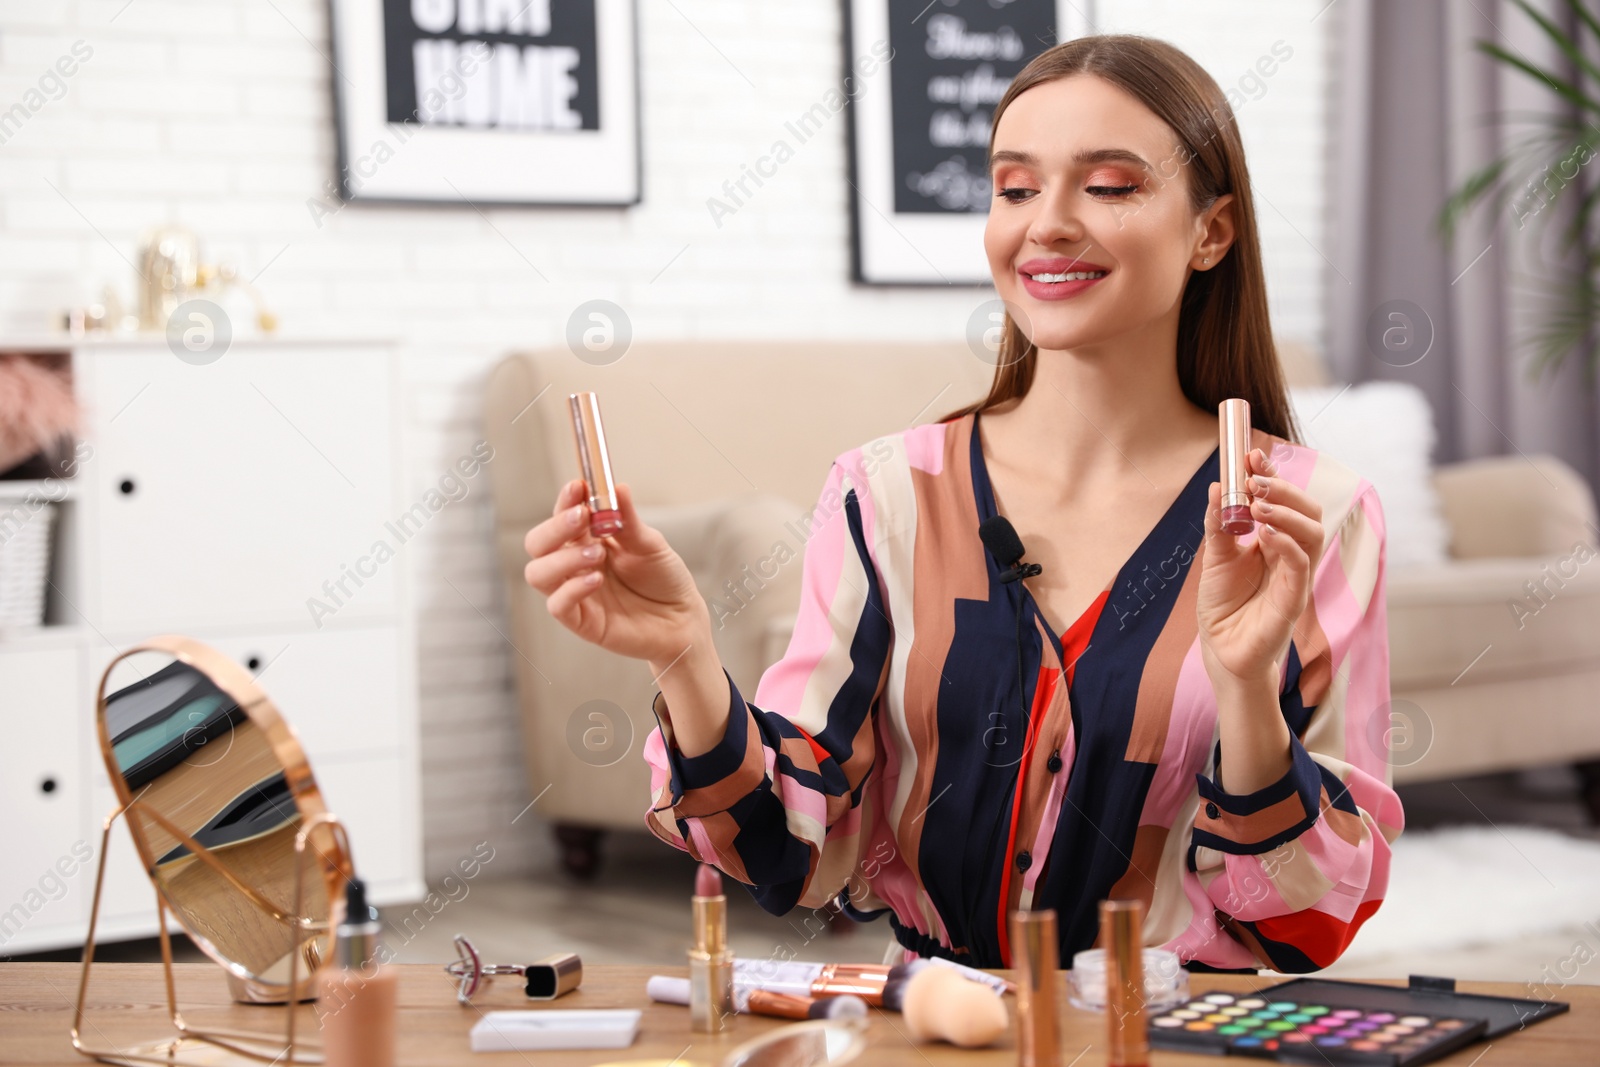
1197, 446, 1325, 688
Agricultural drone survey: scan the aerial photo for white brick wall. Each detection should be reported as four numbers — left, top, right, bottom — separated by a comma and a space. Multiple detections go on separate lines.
0, 0, 1332, 880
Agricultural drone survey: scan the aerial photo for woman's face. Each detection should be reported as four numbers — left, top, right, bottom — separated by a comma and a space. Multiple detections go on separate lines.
984, 74, 1231, 354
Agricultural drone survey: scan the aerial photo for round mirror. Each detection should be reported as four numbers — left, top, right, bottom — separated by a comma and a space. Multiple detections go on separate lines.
95, 636, 352, 1003
718, 1016, 869, 1067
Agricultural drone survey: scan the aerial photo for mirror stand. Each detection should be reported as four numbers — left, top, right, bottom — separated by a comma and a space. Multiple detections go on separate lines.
72, 804, 353, 1067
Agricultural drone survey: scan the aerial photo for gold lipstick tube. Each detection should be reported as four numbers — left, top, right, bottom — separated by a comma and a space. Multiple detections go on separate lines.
1218, 398, 1254, 535
1101, 899, 1149, 1067
1011, 909, 1061, 1067
689, 892, 733, 1033
568, 391, 623, 538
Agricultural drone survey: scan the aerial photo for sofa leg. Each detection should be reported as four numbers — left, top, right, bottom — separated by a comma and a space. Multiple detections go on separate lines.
554, 824, 605, 879
1574, 761, 1600, 825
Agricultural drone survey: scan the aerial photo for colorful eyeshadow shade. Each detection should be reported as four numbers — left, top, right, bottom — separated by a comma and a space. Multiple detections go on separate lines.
1147, 992, 1490, 1065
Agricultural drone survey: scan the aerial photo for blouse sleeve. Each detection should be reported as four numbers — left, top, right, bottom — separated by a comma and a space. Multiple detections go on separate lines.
1184, 483, 1406, 972
640, 451, 894, 915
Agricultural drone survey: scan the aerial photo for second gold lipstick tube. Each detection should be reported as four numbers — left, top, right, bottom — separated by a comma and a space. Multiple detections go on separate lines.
689, 880, 733, 1032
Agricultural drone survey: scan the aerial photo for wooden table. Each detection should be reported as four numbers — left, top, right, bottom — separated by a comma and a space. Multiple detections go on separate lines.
1, 962, 1592, 1065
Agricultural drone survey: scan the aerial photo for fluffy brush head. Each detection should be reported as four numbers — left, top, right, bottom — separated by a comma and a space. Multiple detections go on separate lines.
810, 994, 868, 1020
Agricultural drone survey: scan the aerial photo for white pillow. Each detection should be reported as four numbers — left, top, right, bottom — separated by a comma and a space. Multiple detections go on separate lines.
1289, 382, 1451, 569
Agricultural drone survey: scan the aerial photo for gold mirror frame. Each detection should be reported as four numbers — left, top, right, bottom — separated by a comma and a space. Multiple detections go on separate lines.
73, 635, 355, 1067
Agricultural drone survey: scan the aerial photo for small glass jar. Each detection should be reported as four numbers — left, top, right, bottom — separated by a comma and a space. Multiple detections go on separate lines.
1067, 947, 1190, 1013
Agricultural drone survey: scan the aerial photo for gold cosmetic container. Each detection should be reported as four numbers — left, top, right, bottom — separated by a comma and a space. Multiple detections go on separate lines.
1011, 909, 1062, 1067
689, 888, 733, 1033
1101, 899, 1150, 1067
568, 391, 623, 538
1218, 398, 1254, 535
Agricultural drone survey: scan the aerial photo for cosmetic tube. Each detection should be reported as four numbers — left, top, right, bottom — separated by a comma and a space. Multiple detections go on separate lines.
1011, 909, 1061, 1067
1218, 398, 1254, 535
1101, 899, 1149, 1067
317, 878, 397, 1067
568, 391, 622, 538
689, 864, 734, 1033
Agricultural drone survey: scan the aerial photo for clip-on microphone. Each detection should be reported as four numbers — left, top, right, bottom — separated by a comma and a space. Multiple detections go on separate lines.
979, 516, 1042, 583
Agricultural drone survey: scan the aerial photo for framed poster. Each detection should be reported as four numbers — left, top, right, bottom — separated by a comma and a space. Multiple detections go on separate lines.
844, 0, 1092, 284
329, 0, 640, 206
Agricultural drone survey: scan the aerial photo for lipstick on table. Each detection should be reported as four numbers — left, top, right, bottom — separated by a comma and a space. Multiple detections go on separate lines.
1101, 899, 1150, 1067
568, 391, 623, 538
1011, 909, 1062, 1067
689, 863, 734, 1033
1218, 398, 1255, 536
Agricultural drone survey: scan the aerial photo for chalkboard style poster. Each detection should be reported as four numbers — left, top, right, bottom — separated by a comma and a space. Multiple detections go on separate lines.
328, 0, 639, 206
845, 0, 1089, 284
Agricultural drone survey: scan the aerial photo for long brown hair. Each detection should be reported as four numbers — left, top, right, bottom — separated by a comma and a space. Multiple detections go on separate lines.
938, 35, 1301, 444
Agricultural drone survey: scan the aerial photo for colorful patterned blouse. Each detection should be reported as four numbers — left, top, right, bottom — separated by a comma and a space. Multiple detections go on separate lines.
643, 409, 1404, 972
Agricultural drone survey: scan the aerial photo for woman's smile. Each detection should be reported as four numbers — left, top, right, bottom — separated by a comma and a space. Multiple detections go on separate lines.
1017, 256, 1111, 300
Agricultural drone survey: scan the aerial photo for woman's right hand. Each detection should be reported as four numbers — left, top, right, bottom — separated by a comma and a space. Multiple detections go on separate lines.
524, 478, 711, 665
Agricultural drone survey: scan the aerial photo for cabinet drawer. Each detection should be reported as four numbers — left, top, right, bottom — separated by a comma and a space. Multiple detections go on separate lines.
88, 625, 406, 764
79, 344, 399, 631
0, 648, 86, 950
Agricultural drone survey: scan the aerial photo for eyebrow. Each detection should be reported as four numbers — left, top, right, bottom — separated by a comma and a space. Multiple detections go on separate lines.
989, 147, 1153, 172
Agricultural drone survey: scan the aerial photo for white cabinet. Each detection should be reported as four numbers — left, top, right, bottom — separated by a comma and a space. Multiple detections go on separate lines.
79, 344, 399, 631
0, 339, 423, 954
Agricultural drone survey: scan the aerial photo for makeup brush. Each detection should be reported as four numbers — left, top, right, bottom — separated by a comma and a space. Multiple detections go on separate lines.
885, 960, 1009, 1048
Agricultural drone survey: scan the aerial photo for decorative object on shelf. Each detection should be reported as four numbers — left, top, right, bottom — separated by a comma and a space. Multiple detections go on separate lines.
133, 226, 279, 336
327, 0, 640, 206
844, 0, 1088, 284
74, 635, 356, 1066
0, 352, 78, 475
137, 226, 202, 330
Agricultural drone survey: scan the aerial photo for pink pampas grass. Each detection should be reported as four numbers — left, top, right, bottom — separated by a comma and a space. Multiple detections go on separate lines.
0, 354, 79, 475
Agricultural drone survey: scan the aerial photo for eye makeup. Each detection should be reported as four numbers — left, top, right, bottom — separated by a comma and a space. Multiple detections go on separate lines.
1147, 990, 1485, 1065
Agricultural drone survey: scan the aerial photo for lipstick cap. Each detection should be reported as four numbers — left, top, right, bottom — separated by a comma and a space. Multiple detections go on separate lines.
1100, 899, 1149, 1067
568, 391, 619, 516
1218, 398, 1251, 509
1010, 909, 1062, 1067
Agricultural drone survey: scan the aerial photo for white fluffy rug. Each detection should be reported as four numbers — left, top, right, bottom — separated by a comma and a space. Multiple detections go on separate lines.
1339, 825, 1600, 964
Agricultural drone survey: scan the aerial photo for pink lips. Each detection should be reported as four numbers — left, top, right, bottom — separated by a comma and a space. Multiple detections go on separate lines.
1016, 257, 1111, 301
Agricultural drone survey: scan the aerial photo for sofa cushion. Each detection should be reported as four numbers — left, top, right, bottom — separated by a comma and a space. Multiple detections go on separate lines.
1387, 554, 1600, 688
1290, 382, 1452, 569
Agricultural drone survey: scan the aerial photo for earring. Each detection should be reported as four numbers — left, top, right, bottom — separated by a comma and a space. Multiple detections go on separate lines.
1203, 257, 1210, 265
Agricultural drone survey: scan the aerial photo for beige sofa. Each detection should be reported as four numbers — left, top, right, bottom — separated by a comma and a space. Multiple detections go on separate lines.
485, 342, 1600, 875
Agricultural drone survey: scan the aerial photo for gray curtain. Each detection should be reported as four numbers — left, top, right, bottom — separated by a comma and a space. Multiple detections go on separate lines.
1326, 0, 1600, 491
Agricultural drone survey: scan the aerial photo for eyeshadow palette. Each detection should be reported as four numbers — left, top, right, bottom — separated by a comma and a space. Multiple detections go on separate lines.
1146, 990, 1487, 1065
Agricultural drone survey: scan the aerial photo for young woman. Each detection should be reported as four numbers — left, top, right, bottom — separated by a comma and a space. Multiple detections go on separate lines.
522, 35, 1403, 973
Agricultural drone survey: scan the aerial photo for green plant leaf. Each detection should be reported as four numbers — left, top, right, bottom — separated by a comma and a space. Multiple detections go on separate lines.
1510, 0, 1600, 92
1478, 41, 1600, 118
